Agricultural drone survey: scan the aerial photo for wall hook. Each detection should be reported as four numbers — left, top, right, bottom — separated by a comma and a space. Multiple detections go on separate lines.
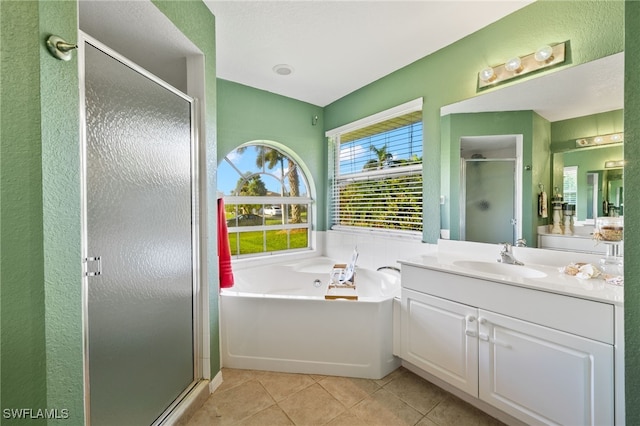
312, 115, 319, 126
46, 35, 78, 61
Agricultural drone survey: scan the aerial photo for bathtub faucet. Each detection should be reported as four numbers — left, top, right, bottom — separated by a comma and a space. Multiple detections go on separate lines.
377, 266, 401, 273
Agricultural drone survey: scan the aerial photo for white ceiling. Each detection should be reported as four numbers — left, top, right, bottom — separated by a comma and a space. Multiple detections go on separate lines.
78, 0, 623, 121
205, 0, 535, 106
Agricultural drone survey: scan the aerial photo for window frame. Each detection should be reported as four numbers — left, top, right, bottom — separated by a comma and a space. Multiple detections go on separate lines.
219, 143, 314, 258
563, 165, 578, 205
326, 98, 424, 238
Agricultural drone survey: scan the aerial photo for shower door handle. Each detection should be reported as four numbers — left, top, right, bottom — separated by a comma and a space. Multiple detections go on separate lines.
84, 256, 102, 276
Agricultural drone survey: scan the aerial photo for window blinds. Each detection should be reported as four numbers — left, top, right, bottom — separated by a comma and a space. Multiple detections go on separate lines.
328, 100, 423, 235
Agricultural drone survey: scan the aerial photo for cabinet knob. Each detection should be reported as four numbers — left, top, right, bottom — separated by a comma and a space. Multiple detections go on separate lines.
478, 317, 487, 325
466, 315, 476, 323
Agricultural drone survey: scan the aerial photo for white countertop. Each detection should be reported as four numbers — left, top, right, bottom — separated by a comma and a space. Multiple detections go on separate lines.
399, 240, 623, 306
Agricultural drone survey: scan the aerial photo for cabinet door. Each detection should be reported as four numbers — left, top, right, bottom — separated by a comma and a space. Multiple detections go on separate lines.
478, 310, 614, 426
401, 289, 478, 396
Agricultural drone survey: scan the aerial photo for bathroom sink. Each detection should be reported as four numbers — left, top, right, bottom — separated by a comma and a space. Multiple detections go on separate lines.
452, 260, 547, 279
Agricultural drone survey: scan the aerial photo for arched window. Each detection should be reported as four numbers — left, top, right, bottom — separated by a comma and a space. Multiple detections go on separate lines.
218, 143, 312, 257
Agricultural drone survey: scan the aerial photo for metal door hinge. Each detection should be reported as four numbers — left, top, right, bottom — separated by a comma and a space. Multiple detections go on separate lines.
84, 256, 102, 277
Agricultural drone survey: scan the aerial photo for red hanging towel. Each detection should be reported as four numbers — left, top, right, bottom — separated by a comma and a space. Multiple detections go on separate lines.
218, 198, 234, 288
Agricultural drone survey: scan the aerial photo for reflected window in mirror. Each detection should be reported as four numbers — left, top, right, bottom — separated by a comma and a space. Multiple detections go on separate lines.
563, 166, 578, 205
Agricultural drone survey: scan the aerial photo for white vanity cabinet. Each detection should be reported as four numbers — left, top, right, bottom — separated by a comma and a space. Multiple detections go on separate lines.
402, 289, 478, 396
477, 310, 613, 426
400, 263, 616, 426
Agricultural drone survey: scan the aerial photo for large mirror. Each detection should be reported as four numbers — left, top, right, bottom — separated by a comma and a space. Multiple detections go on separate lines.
440, 52, 624, 249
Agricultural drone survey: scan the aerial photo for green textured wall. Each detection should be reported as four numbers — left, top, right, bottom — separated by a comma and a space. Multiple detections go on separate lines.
531, 112, 552, 239
625, 2, 640, 423
1, 1, 217, 424
217, 80, 327, 229
1, 1, 49, 422
551, 110, 624, 152
38, 1, 83, 423
324, 0, 624, 243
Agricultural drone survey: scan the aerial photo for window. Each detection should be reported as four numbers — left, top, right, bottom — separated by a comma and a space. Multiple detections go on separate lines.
218, 143, 312, 257
563, 166, 578, 205
327, 99, 423, 236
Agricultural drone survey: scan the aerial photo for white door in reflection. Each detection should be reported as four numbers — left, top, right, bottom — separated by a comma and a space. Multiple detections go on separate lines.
81, 37, 197, 425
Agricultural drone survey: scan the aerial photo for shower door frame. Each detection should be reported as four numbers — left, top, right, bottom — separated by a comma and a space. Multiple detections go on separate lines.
78, 32, 203, 425
459, 134, 523, 244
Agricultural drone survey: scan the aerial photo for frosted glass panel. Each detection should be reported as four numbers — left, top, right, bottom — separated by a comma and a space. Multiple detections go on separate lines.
464, 160, 515, 244
84, 42, 194, 425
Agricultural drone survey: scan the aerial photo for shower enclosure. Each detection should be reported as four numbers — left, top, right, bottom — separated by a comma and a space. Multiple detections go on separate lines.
459, 135, 521, 245
80, 35, 199, 425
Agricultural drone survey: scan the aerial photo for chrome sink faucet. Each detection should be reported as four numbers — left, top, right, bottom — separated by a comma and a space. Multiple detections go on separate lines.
498, 242, 524, 265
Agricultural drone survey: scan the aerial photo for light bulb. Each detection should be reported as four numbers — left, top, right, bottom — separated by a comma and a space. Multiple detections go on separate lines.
504, 57, 522, 72
479, 67, 495, 82
535, 45, 554, 62
594, 137, 604, 144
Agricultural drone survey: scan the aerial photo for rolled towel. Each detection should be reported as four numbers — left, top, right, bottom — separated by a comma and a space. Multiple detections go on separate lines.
539, 191, 548, 218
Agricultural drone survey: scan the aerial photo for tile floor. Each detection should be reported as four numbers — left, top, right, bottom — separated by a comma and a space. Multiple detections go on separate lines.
185, 367, 505, 426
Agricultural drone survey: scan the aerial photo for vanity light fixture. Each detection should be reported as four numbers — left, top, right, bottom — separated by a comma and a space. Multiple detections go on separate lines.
604, 160, 625, 169
576, 132, 624, 148
504, 57, 523, 73
478, 42, 566, 89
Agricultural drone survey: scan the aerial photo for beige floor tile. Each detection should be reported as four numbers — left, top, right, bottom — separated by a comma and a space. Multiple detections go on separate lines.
257, 371, 316, 402
309, 374, 328, 382
194, 379, 275, 425
426, 395, 506, 426
350, 388, 424, 426
239, 405, 295, 426
189, 368, 509, 426
186, 405, 221, 426
318, 376, 380, 408
415, 416, 441, 426
382, 369, 447, 414
374, 366, 406, 387
279, 383, 346, 425
218, 368, 262, 393
325, 410, 370, 426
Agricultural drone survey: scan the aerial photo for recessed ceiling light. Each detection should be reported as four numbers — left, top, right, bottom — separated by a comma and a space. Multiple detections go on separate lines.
273, 64, 293, 76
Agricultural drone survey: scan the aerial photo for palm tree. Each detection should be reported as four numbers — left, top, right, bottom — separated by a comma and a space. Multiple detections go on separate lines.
237, 145, 302, 223
235, 173, 267, 214
363, 144, 394, 170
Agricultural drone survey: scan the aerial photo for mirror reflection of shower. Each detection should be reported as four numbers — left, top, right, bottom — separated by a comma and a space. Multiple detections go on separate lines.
460, 135, 523, 244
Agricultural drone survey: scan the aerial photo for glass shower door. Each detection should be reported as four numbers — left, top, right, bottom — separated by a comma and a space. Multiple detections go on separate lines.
82, 39, 196, 425
462, 159, 516, 244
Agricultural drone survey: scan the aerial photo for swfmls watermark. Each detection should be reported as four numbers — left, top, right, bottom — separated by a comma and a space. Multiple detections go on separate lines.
2, 408, 69, 420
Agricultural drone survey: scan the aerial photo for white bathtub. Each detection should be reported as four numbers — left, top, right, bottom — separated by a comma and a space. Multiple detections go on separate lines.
220, 257, 401, 379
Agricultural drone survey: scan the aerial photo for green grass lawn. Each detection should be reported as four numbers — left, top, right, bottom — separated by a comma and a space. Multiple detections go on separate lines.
224, 212, 309, 256
227, 228, 308, 255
